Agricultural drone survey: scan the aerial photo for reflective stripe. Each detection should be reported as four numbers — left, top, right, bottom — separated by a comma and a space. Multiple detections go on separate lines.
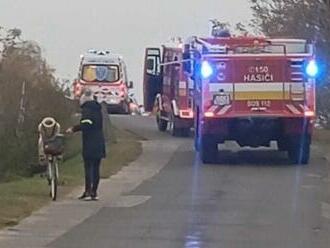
81, 119, 93, 125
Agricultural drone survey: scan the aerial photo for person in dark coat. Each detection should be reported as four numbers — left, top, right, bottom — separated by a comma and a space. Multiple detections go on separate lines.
66, 89, 106, 201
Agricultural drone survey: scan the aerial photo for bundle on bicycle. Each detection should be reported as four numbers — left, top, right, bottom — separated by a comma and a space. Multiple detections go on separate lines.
38, 117, 64, 201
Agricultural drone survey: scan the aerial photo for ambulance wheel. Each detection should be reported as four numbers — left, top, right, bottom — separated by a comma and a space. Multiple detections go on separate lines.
74, 100, 81, 114
156, 115, 168, 132
200, 135, 218, 164
288, 134, 311, 165
277, 138, 288, 152
122, 102, 130, 115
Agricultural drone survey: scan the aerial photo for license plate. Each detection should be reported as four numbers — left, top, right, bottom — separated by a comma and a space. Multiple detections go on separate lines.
213, 94, 230, 106
107, 97, 119, 104
247, 100, 271, 108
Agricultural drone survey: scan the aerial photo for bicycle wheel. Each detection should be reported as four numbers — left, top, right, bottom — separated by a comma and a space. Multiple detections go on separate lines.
49, 159, 58, 201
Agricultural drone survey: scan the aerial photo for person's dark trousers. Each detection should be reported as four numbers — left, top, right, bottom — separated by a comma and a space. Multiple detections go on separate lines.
84, 159, 101, 195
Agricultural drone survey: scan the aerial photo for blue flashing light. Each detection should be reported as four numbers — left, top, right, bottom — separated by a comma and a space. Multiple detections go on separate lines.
201, 61, 213, 79
306, 60, 318, 78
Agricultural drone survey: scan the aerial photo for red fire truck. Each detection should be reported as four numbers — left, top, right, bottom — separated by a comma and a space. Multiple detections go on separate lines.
183, 36, 317, 164
143, 39, 194, 136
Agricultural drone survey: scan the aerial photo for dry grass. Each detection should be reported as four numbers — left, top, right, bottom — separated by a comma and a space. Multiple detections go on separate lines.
313, 128, 330, 146
0, 127, 142, 229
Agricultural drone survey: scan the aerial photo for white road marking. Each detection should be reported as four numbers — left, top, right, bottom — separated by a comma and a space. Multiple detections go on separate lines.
306, 173, 322, 178
321, 202, 330, 219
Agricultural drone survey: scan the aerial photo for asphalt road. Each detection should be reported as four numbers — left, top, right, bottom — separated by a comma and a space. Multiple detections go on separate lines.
49, 115, 330, 248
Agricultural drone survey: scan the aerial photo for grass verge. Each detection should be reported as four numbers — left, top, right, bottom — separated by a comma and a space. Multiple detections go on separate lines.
0, 126, 142, 229
313, 128, 330, 160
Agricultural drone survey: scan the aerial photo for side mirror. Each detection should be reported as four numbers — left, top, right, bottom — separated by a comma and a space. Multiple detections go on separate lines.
73, 79, 78, 86
128, 81, 134, 89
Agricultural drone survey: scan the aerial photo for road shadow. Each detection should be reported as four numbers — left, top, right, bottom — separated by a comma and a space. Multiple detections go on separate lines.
212, 149, 292, 167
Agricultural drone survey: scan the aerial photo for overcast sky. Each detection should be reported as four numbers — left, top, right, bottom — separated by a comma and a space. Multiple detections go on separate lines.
0, 0, 252, 101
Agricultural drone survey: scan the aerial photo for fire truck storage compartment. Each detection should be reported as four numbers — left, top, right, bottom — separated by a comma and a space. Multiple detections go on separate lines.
143, 48, 163, 112
202, 116, 311, 148
229, 117, 281, 147
202, 117, 280, 147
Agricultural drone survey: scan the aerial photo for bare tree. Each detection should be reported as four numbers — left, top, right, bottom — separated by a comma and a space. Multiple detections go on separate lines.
250, 0, 330, 123
0, 27, 75, 179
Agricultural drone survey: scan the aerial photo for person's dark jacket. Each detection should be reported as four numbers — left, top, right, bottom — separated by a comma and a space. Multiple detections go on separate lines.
73, 100, 106, 160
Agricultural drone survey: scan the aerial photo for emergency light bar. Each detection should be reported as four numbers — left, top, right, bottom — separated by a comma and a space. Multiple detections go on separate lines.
201, 61, 213, 79
87, 50, 111, 55
193, 37, 227, 54
306, 60, 318, 78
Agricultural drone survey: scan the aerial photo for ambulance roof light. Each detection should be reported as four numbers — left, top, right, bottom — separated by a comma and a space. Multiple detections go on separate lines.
88, 49, 97, 54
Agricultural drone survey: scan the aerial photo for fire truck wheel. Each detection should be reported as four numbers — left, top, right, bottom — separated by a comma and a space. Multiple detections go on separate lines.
171, 126, 181, 137
277, 139, 288, 152
194, 110, 200, 151
156, 115, 168, 132
288, 134, 311, 165
194, 137, 200, 151
200, 135, 218, 164
181, 128, 190, 137
170, 117, 181, 137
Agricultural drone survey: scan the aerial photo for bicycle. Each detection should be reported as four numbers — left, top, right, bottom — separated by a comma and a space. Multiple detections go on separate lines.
46, 155, 59, 201
43, 134, 64, 201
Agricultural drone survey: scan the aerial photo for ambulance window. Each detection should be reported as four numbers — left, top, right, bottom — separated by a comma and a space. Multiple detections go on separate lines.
82, 65, 119, 83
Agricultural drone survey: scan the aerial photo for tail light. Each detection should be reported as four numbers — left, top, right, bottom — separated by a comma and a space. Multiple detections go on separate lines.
119, 83, 126, 97
74, 83, 83, 97
204, 112, 215, 118
179, 110, 194, 119
304, 110, 315, 117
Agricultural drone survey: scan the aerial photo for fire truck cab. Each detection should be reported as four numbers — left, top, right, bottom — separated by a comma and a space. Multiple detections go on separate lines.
143, 39, 194, 136
73, 50, 133, 114
183, 36, 317, 164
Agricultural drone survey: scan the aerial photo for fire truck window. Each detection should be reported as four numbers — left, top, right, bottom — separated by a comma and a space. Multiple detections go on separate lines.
82, 65, 119, 83
229, 42, 308, 54
267, 42, 307, 54
146, 56, 160, 76
233, 42, 307, 54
